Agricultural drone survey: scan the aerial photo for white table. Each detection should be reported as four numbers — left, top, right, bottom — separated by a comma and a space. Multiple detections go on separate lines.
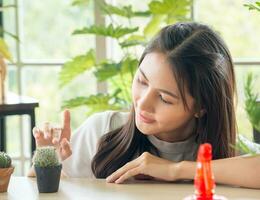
0, 177, 259, 200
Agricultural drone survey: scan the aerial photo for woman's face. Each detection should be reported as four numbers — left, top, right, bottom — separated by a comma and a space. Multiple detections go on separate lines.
132, 52, 196, 142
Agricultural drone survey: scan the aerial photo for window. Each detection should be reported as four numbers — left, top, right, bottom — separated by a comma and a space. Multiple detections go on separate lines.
3, 0, 96, 175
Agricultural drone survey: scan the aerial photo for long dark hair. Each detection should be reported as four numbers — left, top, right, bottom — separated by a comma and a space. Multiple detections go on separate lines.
91, 22, 237, 178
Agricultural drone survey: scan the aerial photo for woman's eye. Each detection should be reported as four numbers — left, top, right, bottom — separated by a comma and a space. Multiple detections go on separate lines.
159, 95, 172, 104
137, 78, 147, 85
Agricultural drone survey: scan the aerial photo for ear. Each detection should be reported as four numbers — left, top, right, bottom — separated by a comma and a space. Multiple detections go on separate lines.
194, 109, 206, 118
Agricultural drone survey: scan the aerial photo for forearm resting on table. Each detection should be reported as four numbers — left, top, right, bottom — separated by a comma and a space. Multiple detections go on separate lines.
176, 155, 260, 189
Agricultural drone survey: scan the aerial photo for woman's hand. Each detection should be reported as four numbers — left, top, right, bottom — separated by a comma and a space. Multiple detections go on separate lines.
32, 109, 72, 161
106, 152, 181, 184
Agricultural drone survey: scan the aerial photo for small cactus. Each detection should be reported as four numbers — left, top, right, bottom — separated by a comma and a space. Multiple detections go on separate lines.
0, 152, 12, 168
33, 146, 60, 168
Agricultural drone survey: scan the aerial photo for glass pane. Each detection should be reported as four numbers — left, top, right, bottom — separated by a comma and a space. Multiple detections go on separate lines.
24, 160, 31, 176
195, 0, 260, 58
10, 160, 30, 176
6, 116, 21, 157
235, 66, 260, 139
7, 65, 18, 93
12, 160, 22, 176
21, 66, 96, 131
21, 0, 95, 61
22, 115, 31, 158
6, 66, 20, 157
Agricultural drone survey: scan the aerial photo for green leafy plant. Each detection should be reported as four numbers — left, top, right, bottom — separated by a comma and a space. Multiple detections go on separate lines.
0, 151, 12, 168
59, 0, 192, 115
244, 73, 260, 132
233, 1, 260, 154
244, 1, 260, 12
234, 73, 260, 155
0, 3, 18, 61
33, 147, 60, 168
230, 135, 260, 155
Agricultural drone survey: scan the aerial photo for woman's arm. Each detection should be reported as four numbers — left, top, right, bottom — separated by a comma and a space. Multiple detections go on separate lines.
106, 152, 260, 189
177, 155, 260, 189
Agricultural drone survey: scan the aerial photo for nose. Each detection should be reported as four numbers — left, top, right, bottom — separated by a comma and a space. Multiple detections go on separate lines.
137, 88, 155, 113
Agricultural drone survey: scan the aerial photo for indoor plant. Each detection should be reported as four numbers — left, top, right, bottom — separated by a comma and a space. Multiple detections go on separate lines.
33, 146, 62, 193
59, 0, 192, 115
0, 3, 18, 103
244, 73, 260, 143
0, 151, 14, 192
233, 1, 260, 153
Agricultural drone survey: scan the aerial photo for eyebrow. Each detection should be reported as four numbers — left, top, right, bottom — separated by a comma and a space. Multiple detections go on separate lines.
139, 68, 179, 99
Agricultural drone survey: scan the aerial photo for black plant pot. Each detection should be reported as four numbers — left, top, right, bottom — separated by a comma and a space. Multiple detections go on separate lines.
253, 128, 260, 144
34, 164, 62, 193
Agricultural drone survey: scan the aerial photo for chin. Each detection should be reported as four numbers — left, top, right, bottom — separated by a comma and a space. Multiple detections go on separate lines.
135, 119, 158, 135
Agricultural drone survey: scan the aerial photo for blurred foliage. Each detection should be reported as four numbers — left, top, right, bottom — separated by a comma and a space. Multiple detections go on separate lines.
244, 1, 260, 12
0, 4, 17, 61
231, 134, 260, 155
244, 73, 260, 131
234, 1, 260, 154
59, 0, 192, 115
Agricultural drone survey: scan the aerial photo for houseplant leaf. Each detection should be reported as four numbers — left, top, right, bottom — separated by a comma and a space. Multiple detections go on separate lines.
62, 93, 123, 116
149, 0, 191, 15
94, 56, 138, 81
71, 0, 90, 6
0, 38, 12, 61
94, 62, 121, 81
59, 49, 96, 87
100, 2, 151, 18
143, 15, 164, 37
73, 24, 139, 39
119, 35, 147, 48
244, 1, 260, 12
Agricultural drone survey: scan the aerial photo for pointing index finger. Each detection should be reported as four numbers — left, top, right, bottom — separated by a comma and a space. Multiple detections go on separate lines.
61, 109, 71, 141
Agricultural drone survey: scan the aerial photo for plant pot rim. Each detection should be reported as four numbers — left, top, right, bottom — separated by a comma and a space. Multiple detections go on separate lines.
0, 166, 15, 171
0, 166, 14, 169
34, 164, 62, 169
0, 166, 14, 177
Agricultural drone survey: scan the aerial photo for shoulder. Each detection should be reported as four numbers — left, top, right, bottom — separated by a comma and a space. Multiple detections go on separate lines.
70, 110, 130, 154
75, 110, 129, 138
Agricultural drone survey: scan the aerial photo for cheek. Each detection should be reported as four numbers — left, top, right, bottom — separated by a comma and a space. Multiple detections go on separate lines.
132, 79, 140, 103
156, 105, 193, 129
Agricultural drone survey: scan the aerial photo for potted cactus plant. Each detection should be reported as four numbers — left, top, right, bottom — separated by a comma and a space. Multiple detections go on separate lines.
33, 146, 62, 193
0, 151, 14, 192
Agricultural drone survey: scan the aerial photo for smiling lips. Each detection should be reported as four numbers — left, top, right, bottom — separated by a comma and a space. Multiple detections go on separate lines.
138, 113, 156, 123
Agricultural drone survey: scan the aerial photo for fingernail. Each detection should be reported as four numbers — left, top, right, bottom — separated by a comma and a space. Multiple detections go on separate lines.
115, 179, 121, 184
106, 177, 111, 182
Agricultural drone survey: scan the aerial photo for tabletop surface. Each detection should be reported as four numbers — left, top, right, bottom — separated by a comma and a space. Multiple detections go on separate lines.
0, 177, 259, 200
0, 92, 38, 105
0, 92, 39, 112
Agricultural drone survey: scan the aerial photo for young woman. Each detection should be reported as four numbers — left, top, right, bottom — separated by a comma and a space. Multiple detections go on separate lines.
29, 22, 260, 189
